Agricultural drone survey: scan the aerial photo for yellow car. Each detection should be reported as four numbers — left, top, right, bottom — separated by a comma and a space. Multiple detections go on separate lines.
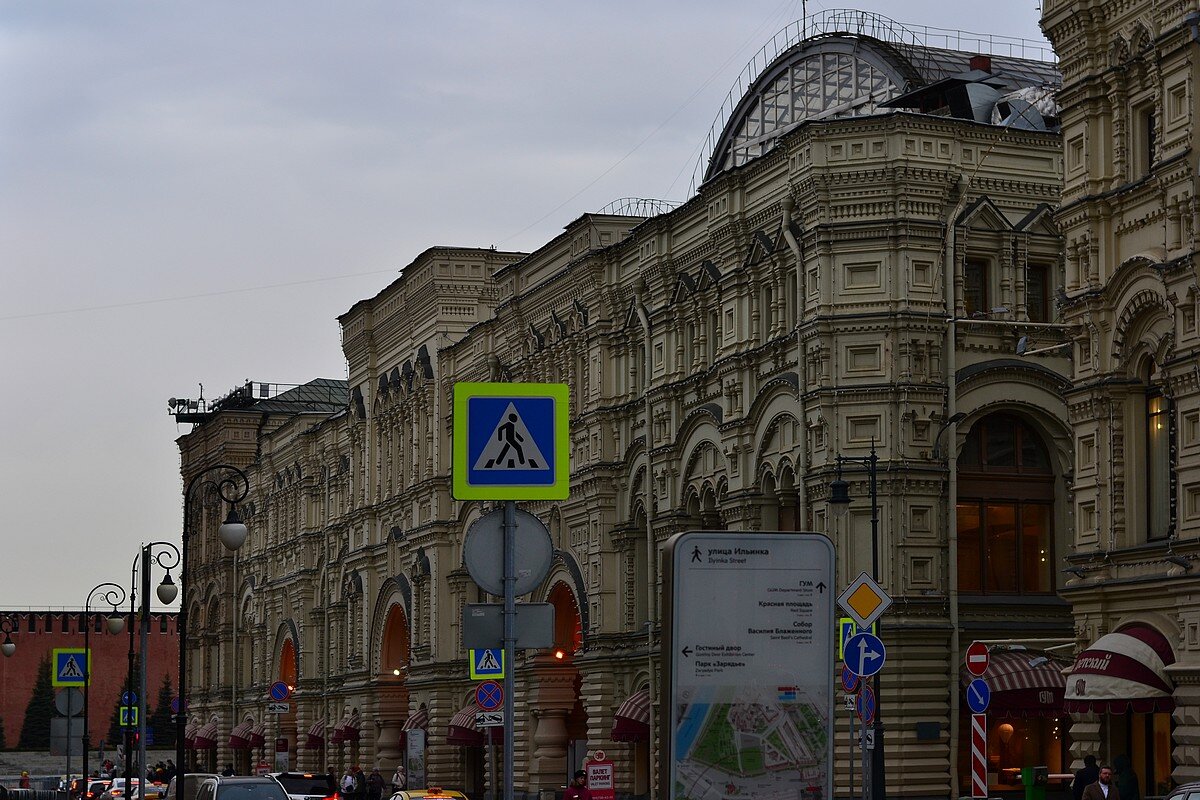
386, 790, 467, 800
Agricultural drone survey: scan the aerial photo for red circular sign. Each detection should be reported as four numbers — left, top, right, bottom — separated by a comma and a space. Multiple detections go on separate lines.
965, 641, 990, 676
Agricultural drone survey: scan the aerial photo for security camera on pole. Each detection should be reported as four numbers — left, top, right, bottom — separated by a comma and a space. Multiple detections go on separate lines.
453, 382, 570, 800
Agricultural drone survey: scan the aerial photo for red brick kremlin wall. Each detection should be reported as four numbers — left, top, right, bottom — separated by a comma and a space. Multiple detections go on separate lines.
0, 611, 178, 749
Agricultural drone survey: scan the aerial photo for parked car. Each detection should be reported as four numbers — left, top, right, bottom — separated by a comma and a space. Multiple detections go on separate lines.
165, 774, 218, 800
86, 779, 114, 799
100, 779, 139, 800
386, 790, 467, 800
269, 773, 338, 800
196, 777, 288, 800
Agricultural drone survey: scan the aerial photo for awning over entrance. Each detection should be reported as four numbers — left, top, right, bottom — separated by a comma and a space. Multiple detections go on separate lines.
958, 649, 1069, 717
304, 720, 326, 750
228, 721, 254, 749
400, 707, 428, 746
248, 724, 266, 749
193, 721, 219, 750
331, 709, 362, 743
1064, 622, 1177, 713
611, 689, 651, 741
447, 703, 501, 747
184, 721, 198, 749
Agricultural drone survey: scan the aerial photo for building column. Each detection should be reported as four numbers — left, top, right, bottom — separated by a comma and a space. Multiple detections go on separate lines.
1171, 674, 1200, 785
374, 681, 409, 772
525, 656, 579, 795
1067, 712, 1102, 773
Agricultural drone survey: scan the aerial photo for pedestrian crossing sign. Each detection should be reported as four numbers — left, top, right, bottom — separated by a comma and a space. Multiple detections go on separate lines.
469, 648, 505, 680
52, 648, 90, 687
119, 706, 138, 727
452, 382, 570, 500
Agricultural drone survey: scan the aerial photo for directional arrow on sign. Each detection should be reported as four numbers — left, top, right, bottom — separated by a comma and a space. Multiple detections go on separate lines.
817, 582, 827, 593
681, 646, 692, 657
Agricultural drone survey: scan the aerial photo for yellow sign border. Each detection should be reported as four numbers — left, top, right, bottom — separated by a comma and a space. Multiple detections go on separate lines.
452, 382, 570, 501
51, 648, 90, 687
468, 648, 505, 680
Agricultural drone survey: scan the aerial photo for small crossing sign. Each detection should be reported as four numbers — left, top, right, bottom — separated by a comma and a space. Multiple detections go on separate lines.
52, 649, 89, 687
119, 706, 138, 727
469, 648, 505, 680
452, 382, 570, 500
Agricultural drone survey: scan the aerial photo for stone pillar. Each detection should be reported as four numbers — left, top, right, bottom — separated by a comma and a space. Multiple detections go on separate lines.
374, 681, 409, 772
1067, 712, 1102, 773
525, 656, 580, 794
1171, 674, 1200, 785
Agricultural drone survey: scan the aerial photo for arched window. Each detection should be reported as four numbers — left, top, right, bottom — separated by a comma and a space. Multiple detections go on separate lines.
957, 414, 1054, 594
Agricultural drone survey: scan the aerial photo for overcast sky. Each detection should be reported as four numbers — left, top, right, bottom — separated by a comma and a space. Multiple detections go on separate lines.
0, 1, 1051, 607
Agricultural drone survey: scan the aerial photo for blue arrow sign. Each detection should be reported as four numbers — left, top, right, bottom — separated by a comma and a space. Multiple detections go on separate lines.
856, 683, 877, 725
966, 677, 991, 714
845, 632, 886, 677
121, 691, 138, 707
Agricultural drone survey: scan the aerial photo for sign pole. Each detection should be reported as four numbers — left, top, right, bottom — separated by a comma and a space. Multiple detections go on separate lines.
67, 702, 73, 795
502, 500, 516, 800
848, 701, 855, 800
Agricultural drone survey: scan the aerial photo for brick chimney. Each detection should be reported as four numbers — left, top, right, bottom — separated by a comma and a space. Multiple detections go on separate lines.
969, 55, 992, 72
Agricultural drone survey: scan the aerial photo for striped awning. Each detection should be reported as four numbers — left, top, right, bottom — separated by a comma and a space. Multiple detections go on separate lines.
193, 721, 219, 750
331, 709, 362, 743
401, 708, 429, 731
447, 703, 501, 747
958, 648, 1069, 717
611, 689, 651, 741
228, 721, 254, 749
248, 724, 266, 749
1065, 622, 1177, 713
184, 721, 198, 748
304, 720, 326, 750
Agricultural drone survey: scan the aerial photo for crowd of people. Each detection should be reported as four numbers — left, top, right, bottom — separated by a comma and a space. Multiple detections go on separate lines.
1073, 754, 1142, 800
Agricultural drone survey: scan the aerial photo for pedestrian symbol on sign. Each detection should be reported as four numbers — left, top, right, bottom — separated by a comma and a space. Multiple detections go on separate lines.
469, 648, 505, 680
60, 657, 84, 679
474, 405, 547, 471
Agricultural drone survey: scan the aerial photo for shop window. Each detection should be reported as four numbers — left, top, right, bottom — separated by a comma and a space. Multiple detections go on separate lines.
957, 414, 1055, 594
1146, 365, 1174, 539
1027, 264, 1051, 322
964, 259, 990, 316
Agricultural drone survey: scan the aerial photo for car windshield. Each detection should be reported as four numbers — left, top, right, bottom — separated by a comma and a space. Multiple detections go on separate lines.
216, 784, 288, 800
275, 777, 335, 796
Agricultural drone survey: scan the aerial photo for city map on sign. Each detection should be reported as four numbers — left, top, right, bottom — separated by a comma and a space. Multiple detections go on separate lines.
670, 532, 833, 800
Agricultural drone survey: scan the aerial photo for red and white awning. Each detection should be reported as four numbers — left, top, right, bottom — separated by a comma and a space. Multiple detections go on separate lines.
401, 708, 429, 732
331, 709, 362, 743
248, 724, 266, 749
184, 721, 198, 749
447, 703, 501, 747
1064, 622, 1177, 713
228, 721, 254, 749
304, 720, 326, 750
959, 649, 1069, 717
193, 721, 219, 750
611, 689, 651, 741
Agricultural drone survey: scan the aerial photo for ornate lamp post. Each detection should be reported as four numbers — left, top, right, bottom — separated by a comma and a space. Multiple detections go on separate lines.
83, 584, 127, 780
135, 542, 181, 800
1, 615, 16, 657
176, 465, 249, 794
828, 439, 887, 800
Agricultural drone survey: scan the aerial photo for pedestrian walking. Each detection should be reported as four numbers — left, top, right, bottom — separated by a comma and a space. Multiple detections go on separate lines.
340, 769, 356, 799
1115, 755, 1140, 800
1082, 763, 1120, 800
366, 769, 384, 800
390, 765, 406, 793
1074, 755, 1100, 800
19, 772, 31, 789
353, 766, 367, 800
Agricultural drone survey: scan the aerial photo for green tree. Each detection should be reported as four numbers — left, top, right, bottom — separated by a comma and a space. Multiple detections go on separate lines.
147, 673, 175, 748
0, 715, 8, 750
18, 654, 54, 749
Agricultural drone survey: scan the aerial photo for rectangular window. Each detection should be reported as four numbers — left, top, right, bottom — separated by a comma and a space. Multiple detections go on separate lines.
1148, 392, 1172, 539
964, 259, 989, 316
958, 504, 982, 592
1134, 102, 1155, 176
985, 503, 1019, 592
1027, 264, 1050, 322
957, 500, 1053, 594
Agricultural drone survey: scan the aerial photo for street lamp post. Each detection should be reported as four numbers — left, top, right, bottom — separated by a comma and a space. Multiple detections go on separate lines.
828, 439, 886, 800
1, 615, 15, 657
84, 584, 127, 782
177, 465, 249, 796
136, 543, 181, 800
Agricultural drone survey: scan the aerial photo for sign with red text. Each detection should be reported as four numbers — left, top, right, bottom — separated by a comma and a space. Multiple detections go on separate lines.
586, 754, 615, 800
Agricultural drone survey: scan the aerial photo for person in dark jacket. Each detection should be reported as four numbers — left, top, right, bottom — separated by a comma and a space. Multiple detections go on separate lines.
366, 769, 384, 800
1114, 755, 1140, 800
1074, 755, 1100, 800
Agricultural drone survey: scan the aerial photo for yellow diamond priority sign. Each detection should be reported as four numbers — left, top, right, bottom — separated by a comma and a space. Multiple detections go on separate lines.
837, 571, 892, 629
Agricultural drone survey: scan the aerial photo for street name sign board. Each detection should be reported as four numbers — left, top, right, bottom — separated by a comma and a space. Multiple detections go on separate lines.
966, 678, 991, 714
267, 702, 290, 714
469, 648, 505, 680
52, 648, 89, 687
837, 572, 892, 630
665, 531, 834, 800
966, 641, 990, 676
462, 602, 555, 649
452, 382, 570, 500
269, 681, 292, 701
475, 710, 503, 728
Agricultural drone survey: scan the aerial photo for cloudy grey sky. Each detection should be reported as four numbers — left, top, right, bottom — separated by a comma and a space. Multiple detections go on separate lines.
0, 1, 1050, 607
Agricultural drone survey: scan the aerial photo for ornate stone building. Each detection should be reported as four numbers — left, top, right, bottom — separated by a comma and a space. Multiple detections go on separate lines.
175, 11, 1076, 800
1042, 0, 1200, 792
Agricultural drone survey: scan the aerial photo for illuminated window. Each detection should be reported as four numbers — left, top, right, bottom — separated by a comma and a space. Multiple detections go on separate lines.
1146, 365, 1173, 540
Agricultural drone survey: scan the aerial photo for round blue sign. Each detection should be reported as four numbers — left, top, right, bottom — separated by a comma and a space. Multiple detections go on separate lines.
845, 632, 886, 677
841, 665, 859, 693
269, 681, 291, 701
475, 680, 504, 711
855, 683, 877, 725
170, 696, 185, 714
966, 677, 991, 714
121, 691, 137, 706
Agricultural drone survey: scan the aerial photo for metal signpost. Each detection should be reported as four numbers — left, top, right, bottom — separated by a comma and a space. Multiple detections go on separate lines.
838, 572, 892, 800
453, 381, 570, 800
966, 642, 991, 798
663, 531, 835, 800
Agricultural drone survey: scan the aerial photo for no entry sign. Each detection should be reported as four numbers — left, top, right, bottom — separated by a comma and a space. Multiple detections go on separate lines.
966, 641, 990, 676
